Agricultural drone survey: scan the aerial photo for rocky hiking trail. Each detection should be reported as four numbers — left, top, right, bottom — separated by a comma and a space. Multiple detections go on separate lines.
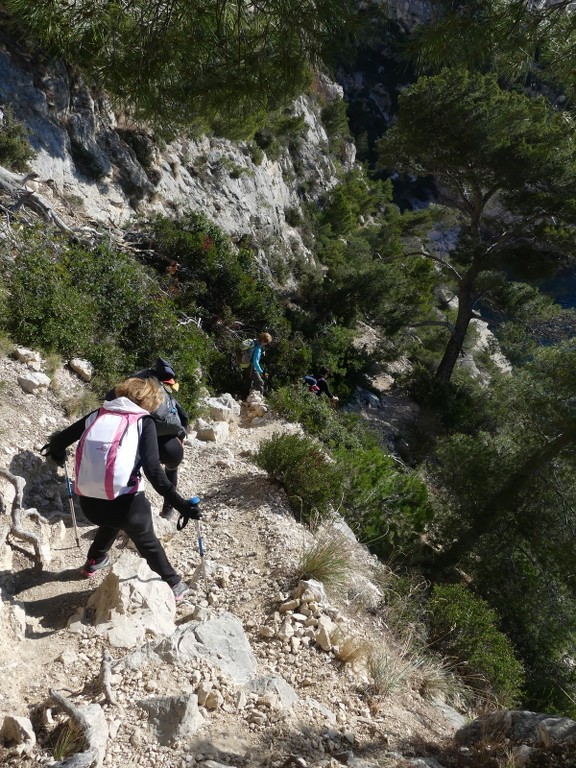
0, 352, 460, 768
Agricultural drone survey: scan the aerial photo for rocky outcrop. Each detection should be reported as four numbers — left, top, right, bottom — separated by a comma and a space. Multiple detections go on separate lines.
386, 0, 434, 30
455, 710, 576, 767
86, 552, 178, 648
0, 42, 354, 280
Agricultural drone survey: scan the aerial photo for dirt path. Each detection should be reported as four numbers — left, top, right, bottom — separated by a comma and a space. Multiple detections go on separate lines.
0, 359, 455, 767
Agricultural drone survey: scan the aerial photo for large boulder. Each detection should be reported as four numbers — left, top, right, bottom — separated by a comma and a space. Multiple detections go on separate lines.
137, 694, 204, 745
456, 710, 576, 749
201, 393, 241, 423
0, 715, 36, 755
155, 612, 258, 683
87, 551, 176, 648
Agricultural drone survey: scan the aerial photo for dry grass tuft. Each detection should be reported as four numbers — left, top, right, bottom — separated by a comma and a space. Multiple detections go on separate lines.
62, 389, 101, 418
49, 720, 85, 761
367, 645, 420, 697
295, 528, 355, 592
333, 631, 371, 665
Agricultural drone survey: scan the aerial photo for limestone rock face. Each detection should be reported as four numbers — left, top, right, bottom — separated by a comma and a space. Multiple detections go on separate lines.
386, 0, 434, 29
0, 47, 353, 282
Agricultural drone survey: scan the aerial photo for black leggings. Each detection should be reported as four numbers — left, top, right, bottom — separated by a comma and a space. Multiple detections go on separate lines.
80, 492, 180, 586
158, 436, 184, 487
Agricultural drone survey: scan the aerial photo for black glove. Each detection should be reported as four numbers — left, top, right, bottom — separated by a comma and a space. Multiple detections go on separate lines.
40, 442, 66, 467
174, 497, 202, 530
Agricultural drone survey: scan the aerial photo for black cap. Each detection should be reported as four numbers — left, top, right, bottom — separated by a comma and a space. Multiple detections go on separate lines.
155, 357, 176, 381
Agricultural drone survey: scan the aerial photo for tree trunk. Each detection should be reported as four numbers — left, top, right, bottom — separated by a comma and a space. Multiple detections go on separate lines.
428, 429, 576, 575
435, 263, 481, 383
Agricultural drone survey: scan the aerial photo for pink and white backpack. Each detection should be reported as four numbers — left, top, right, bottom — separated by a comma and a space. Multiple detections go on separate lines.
74, 399, 148, 500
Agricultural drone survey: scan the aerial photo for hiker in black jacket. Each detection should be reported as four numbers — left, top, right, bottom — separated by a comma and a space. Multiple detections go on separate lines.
106, 357, 188, 520
314, 367, 339, 404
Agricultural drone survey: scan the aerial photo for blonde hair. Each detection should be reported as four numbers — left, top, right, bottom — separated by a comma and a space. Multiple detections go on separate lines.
115, 377, 164, 413
258, 332, 272, 344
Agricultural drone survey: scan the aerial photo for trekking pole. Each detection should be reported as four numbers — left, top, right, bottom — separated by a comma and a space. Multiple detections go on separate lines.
63, 455, 81, 549
195, 517, 208, 593
180, 496, 208, 591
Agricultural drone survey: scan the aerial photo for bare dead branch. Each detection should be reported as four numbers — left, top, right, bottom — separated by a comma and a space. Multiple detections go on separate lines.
404, 248, 463, 282
409, 320, 455, 336
48, 688, 108, 768
0, 168, 106, 242
99, 650, 117, 707
0, 468, 50, 571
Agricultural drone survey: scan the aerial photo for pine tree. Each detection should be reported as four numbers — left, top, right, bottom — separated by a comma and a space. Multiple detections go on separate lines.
378, 68, 576, 381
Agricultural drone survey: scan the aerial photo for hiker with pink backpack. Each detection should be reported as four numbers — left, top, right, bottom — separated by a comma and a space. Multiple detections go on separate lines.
105, 357, 189, 521
43, 376, 199, 602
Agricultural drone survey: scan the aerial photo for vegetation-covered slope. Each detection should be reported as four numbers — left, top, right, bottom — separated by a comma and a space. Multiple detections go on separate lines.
1, 0, 576, 729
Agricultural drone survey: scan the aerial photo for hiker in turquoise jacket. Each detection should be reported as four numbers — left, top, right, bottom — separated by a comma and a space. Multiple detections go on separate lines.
244, 332, 272, 398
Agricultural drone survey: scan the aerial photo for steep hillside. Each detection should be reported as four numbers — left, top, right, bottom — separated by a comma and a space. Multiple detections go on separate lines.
0, 352, 462, 768
0, 26, 354, 282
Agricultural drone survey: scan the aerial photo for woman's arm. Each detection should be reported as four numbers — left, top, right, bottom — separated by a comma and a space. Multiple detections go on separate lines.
46, 413, 95, 462
139, 418, 188, 508
253, 345, 264, 374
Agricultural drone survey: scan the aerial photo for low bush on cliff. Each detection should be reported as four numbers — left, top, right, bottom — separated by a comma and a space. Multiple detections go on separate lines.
427, 583, 525, 708
255, 432, 341, 522
0, 105, 34, 170
0, 231, 207, 406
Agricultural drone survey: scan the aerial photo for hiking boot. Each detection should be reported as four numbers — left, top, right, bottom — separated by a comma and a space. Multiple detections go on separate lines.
171, 580, 190, 602
160, 504, 175, 521
80, 553, 110, 578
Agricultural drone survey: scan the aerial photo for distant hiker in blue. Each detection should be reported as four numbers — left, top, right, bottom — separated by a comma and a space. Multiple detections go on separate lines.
314, 367, 339, 404
243, 332, 272, 399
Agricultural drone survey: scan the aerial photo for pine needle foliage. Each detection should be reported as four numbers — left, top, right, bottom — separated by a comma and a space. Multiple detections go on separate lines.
427, 583, 525, 708
4, 0, 355, 136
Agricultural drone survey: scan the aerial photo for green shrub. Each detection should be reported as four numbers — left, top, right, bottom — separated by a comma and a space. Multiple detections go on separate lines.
0, 105, 34, 170
253, 110, 307, 161
336, 445, 433, 558
268, 385, 369, 450
427, 583, 525, 707
284, 206, 302, 227
319, 170, 390, 235
254, 432, 341, 523
0, 231, 207, 402
1, 243, 99, 356
248, 141, 264, 166
267, 387, 431, 554
320, 98, 350, 154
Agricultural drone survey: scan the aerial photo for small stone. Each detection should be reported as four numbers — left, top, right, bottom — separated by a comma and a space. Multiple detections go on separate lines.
280, 598, 300, 613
